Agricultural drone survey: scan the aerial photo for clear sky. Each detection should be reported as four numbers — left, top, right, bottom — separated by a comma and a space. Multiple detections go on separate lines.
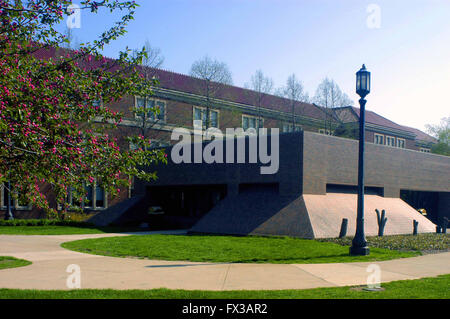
66, 0, 450, 132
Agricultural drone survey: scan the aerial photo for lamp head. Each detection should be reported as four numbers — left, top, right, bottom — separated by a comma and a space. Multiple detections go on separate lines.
356, 64, 371, 98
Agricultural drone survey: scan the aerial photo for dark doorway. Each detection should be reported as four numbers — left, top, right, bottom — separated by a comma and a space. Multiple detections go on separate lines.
145, 185, 227, 229
400, 190, 439, 224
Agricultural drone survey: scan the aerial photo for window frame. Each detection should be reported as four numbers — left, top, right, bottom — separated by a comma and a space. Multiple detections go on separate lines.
60, 180, 108, 211
374, 133, 385, 145
283, 123, 302, 133
134, 96, 166, 123
385, 135, 396, 147
192, 106, 220, 128
318, 128, 333, 135
396, 138, 406, 149
0, 184, 32, 211
242, 114, 263, 131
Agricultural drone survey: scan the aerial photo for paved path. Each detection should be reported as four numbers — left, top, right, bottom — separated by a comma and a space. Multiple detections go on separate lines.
0, 232, 449, 291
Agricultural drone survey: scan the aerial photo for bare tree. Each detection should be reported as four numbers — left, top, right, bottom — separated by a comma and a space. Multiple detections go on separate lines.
137, 40, 164, 70
244, 69, 274, 130
132, 41, 165, 144
189, 56, 233, 129
313, 78, 354, 134
277, 74, 310, 129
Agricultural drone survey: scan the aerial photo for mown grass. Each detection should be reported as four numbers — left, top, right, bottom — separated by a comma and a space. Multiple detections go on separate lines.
0, 274, 448, 299
318, 233, 449, 252
0, 256, 32, 270
61, 234, 419, 264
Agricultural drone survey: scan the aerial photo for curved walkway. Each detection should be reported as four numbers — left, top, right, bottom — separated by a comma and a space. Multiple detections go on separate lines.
0, 232, 449, 291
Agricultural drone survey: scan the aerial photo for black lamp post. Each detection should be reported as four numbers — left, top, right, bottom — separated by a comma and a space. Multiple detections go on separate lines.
350, 64, 370, 256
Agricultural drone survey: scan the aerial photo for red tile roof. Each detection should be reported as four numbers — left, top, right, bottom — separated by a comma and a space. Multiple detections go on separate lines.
338, 106, 436, 142
401, 126, 437, 143
149, 68, 328, 121
32, 47, 435, 143
349, 106, 410, 132
33, 47, 328, 121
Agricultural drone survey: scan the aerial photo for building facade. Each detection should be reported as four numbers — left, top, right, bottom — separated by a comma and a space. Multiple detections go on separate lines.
0, 54, 444, 225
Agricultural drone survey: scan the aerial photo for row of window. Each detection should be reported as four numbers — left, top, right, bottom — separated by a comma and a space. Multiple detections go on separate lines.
135, 97, 307, 133
63, 184, 107, 210
133, 98, 430, 152
374, 133, 406, 148
0, 185, 30, 210
0, 183, 107, 211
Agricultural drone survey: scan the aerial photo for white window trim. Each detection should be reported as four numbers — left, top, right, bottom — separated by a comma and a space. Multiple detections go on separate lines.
134, 96, 167, 123
192, 106, 220, 128
283, 123, 302, 133
0, 184, 32, 211
374, 133, 384, 145
318, 128, 333, 135
242, 114, 263, 130
59, 180, 108, 211
396, 138, 406, 149
385, 135, 396, 147
420, 147, 431, 153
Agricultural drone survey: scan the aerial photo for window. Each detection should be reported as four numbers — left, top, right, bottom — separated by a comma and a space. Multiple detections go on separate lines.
283, 124, 302, 133
385, 136, 396, 147
135, 97, 165, 122
420, 147, 431, 153
242, 115, 263, 130
374, 133, 384, 145
397, 138, 405, 149
318, 129, 333, 135
95, 185, 105, 208
0, 184, 31, 210
193, 106, 219, 128
64, 180, 107, 210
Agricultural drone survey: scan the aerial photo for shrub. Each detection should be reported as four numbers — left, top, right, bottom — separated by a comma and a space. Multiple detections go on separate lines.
0, 219, 94, 228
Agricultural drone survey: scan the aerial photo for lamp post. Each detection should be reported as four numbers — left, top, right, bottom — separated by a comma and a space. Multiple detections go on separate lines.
350, 64, 370, 256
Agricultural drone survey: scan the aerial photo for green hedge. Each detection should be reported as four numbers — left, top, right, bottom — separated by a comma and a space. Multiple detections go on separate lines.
0, 219, 94, 227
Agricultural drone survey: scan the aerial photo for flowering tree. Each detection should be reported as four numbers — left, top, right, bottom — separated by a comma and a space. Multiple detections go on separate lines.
0, 1, 167, 218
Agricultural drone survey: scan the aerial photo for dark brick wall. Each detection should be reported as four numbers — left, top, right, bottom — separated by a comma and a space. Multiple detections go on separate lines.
143, 132, 304, 197
302, 132, 450, 197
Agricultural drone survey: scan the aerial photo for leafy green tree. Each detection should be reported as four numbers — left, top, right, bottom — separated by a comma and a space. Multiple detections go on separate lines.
426, 117, 449, 156
0, 1, 167, 217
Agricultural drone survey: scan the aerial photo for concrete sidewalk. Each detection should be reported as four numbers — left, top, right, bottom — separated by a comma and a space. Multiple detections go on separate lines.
0, 233, 449, 291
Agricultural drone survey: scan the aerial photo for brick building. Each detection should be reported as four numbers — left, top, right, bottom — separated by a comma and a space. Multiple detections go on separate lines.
1, 49, 445, 230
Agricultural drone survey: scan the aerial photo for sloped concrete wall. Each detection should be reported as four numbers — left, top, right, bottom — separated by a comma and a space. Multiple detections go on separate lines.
190, 192, 435, 239
190, 190, 314, 238
303, 193, 436, 238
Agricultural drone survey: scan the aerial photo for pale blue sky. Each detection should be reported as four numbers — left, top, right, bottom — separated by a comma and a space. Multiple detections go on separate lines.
66, 0, 450, 132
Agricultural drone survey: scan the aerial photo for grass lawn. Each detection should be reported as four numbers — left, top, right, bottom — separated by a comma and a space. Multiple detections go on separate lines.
0, 256, 32, 270
0, 274, 448, 299
61, 234, 419, 264
319, 233, 449, 252
0, 225, 147, 235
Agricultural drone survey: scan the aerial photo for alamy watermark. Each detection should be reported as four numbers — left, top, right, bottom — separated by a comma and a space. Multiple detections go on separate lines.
66, 3, 81, 29
66, 264, 81, 289
170, 121, 280, 175
367, 4, 381, 29
366, 264, 381, 289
